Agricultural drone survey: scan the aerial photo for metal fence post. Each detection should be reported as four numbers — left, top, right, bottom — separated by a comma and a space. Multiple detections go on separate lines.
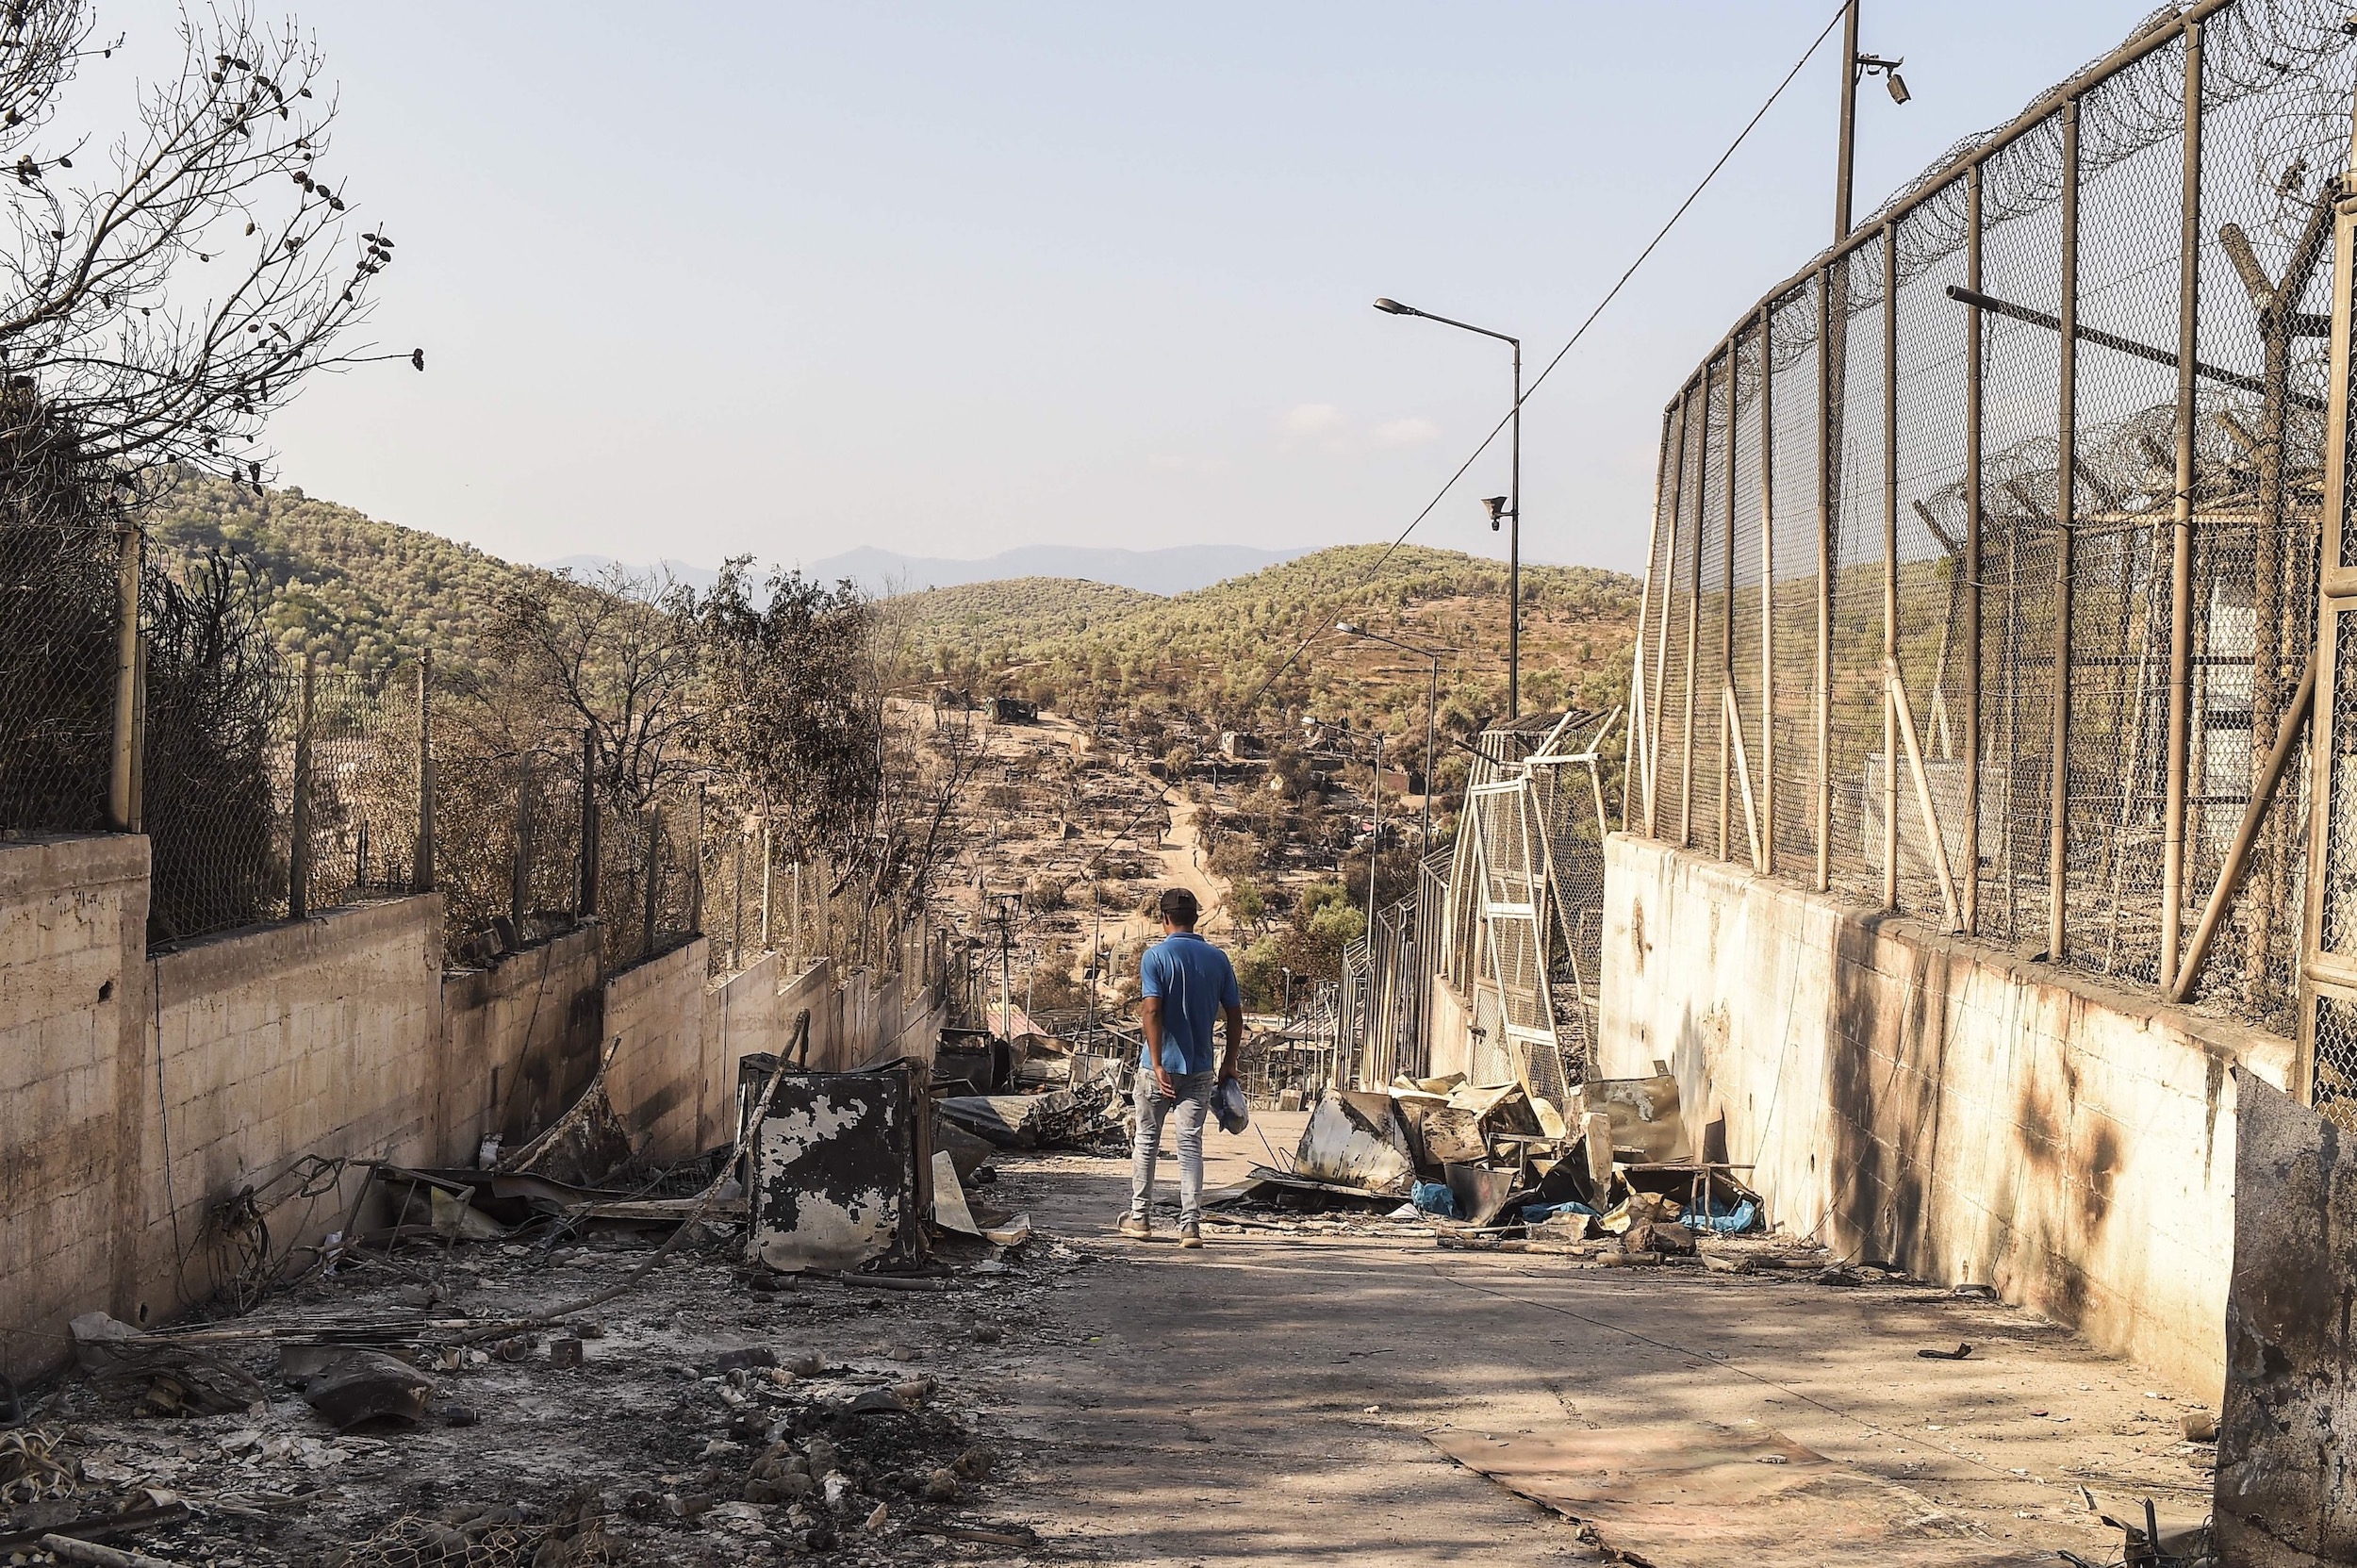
289, 652, 314, 921
107, 527, 140, 833
1759, 302, 1777, 877
1721, 341, 1739, 865
1649, 389, 1690, 839
642, 803, 661, 956
510, 753, 532, 935
414, 650, 436, 892
578, 724, 599, 917
1816, 265, 1835, 893
2049, 98, 2081, 962
1883, 220, 1901, 913
1683, 357, 1711, 847
690, 783, 706, 938
733, 825, 746, 968
760, 823, 773, 949
2159, 25, 2205, 992
1964, 162, 1985, 935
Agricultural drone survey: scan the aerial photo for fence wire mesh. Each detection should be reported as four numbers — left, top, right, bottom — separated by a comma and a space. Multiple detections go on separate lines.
1629, 0, 2357, 1039
0, 522, 120, 836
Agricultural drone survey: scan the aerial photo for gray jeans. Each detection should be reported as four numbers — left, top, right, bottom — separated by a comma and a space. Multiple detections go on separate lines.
1130, 1069, 1215, 1226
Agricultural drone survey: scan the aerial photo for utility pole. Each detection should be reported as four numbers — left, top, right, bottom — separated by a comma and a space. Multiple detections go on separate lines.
1836, 0, 1860, 242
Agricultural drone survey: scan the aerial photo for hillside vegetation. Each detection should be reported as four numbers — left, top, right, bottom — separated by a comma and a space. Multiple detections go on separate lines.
135, 477, 1645, 753
895, 542, 1642, 740
142, 472, 550, 678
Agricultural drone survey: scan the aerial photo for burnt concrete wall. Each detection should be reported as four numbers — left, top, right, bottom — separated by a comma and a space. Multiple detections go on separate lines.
1, 833, 947, 1378
437, 923, 605, 1159
1598, 833, 2293, 1396
0, 834, 152, 1362
602, 936, 712, 1164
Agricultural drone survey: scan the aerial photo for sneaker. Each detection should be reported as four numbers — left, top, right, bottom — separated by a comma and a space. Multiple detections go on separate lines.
1118, 1215, 1151, 1240
1178, 1223, 1203, 1249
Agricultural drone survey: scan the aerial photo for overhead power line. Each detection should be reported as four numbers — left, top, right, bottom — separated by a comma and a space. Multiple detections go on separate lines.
1225, 1, 1852, 724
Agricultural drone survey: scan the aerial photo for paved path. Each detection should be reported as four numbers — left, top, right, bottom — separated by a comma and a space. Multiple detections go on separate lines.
980, 1113, 2217, 1565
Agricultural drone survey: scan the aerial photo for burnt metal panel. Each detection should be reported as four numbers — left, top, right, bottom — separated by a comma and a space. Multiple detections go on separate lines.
741, 1058, 929, 1274
2217, 1067, 2357, 1566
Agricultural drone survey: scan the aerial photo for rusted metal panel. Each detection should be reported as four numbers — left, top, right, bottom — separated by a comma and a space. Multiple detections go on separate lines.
2217, 1068, 2357, 1566
742, 1059, 929, 1274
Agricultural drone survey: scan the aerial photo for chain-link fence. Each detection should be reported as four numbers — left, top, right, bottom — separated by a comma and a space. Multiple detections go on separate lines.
1628, 0, 2356, 1042
0, 521, 123, 836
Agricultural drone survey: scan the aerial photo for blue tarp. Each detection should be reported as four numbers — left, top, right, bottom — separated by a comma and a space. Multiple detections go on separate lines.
1412, 1180, 1458, 1219
1681, 1197, 1759, 1234
1519, 1200, 1599, 1225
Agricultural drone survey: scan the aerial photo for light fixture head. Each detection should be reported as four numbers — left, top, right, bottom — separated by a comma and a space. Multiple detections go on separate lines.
1336, 620, 1360, 635
1887, 71, 1910, 105
1481, 495, 1510, 530
1372, 297, 1412, 315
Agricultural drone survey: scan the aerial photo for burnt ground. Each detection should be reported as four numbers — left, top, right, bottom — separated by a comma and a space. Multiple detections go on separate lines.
5, 1115, 2220, 1567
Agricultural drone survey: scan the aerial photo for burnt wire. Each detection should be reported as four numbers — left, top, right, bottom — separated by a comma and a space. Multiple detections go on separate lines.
1222, 1, 1852, 725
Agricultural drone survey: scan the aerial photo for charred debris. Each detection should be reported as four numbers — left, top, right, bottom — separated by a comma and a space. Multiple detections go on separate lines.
0, 1020, 1130, 1567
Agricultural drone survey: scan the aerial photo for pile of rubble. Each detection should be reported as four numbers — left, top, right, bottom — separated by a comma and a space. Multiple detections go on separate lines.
0, 1034, 1128, 1567
1228, 1070, 1769, 1261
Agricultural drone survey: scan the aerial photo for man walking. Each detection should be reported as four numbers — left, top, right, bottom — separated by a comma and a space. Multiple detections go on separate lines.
1122, 887, 1243, 1248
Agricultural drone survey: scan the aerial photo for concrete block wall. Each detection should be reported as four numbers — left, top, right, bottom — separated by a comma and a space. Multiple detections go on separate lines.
1, 833, 950, 1377
439, 924, 604, 1158
602, 937, 711, 1164
1598, 833, 2295, 1397
151, 899, 446, 1273
0, 835, 151, 1359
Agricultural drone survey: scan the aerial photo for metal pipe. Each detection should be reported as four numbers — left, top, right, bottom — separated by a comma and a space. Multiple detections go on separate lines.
1883, 220, 1900, 912
1941, 286, 2318, 411
107, 527, 140, 833
1963, 161, 1985, 934
1816, 265, 1836, 892
1888, 658, 1962, 931
2160, 25, 2203, 992
2049, 98, 2080, 962
760, 823, 772, 949
2172, 660, 2314, 1003
1759, 302, 1777, 877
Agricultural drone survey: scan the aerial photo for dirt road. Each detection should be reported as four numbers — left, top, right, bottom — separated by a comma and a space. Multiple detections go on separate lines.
974, 1116, 2217, 1566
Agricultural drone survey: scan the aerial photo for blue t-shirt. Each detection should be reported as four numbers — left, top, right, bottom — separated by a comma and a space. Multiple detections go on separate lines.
1139, 932, 1241, 1077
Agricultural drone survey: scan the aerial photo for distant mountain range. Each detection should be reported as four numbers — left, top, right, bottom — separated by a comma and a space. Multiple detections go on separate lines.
541, 543, 1313, 599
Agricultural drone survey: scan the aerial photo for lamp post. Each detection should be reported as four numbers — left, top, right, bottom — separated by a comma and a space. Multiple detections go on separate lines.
1337, 620, 1442, 856
1373, 296, 1522, 718
1835, 1, 1909, 243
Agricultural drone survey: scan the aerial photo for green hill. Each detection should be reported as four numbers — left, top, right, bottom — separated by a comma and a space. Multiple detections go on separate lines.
140, 472, 550, 680
897, 542, 1642, 735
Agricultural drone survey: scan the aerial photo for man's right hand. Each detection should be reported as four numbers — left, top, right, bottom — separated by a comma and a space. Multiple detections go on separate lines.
1154, 1067, 1178, 1100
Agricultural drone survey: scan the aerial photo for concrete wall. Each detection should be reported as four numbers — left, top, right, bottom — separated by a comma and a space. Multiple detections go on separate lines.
2, 833, 949, 1378
0, 834, 151, 1355
602, 936, 711, 1164
151, 895, 446, 1286
1598, 833, 2293, 1397
439, 924, 605, 1158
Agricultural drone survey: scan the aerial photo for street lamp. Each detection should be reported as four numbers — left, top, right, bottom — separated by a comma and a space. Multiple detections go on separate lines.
1336, 620, 1442, 857
1372, 296, 1523, 718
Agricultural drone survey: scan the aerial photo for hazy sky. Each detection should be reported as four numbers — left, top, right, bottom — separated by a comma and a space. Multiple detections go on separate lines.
122, 3, 2155, 576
